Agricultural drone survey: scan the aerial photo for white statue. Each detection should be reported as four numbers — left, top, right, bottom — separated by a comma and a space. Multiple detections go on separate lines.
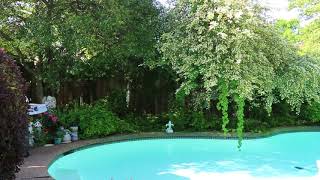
25, 96, 30, 103
42, 96, 57, 109
166, 121, 174, 133
28, 122, 34, 146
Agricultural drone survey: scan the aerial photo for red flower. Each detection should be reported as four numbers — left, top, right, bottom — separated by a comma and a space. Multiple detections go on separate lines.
51, 116, 58, 123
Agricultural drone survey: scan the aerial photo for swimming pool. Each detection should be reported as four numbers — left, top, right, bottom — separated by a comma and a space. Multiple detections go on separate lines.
48, 132, 320, 180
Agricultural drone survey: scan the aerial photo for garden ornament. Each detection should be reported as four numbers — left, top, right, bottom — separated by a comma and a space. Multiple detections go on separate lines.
62, 129, 72, 143
70, 126, 79, 141
42, 96, 57, 109
28, 122, 34, 146
165, 121, 174, 133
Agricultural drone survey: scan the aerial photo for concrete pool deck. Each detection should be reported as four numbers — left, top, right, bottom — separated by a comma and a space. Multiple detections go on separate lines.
15, 127, 320, 179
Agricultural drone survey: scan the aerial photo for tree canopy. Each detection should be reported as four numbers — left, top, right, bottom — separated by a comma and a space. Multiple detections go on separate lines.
0, 0, 162, 96
289, 0, 320, 58
160, 0, 320, 141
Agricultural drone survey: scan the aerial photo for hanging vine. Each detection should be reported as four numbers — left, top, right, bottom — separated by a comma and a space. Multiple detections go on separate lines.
217, 80, 229, 135
235, 94, 245, 149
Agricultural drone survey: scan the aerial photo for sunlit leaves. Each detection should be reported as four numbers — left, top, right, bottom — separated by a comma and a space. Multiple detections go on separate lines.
160, 0, 320, 140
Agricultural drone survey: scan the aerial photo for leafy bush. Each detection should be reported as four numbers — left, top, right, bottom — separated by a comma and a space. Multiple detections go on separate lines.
56, 103, 135, 139
96, 90, 128, 117
300, 102, 320, 122
33, 129, 52, 146
0, 49, 28, 179
79, 105, 120, 139
122, 113, 164, 132
54, 103, 85, 127
190, 111, 212, 131
168, 107, 215, 131
168, 106, 192, 130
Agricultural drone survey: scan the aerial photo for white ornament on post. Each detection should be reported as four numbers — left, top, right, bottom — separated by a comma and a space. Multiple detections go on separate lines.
165, 121, 174, 134
42, 96, 57, 110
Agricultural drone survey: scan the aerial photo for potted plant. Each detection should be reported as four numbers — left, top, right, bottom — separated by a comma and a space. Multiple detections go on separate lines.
54, 129, 64, 145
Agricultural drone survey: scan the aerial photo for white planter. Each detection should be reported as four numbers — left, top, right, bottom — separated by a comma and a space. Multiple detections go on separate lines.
63, 133, 72, 143
71, 132, 79, 141
70, 126, 78, 132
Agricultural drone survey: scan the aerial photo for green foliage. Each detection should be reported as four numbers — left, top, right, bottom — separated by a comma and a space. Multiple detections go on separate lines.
96, 90, 128, 117
33, 129, 52, 146
300, 102, 320, 122
299, 19, 320, 58
0, 49, 28, 180
123, 113, 166, 132
160, 0, 320, 140
289, 0, 320, 58
55, 129, 65, 139
168, 100, 216, 131
289, 0, 320, 17
190, 111, 210, 131
56, 103, 135, 139
0, 0, 162, 91
54, 104, 84, 127
275, 19, 300, 43
168, 105, 191, 130
235, 95, 245, 148
78, 106, 120, 139
217, 81, 229, 134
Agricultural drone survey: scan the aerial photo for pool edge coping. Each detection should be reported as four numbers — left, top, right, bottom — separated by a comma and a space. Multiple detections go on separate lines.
47, 126, 320, 176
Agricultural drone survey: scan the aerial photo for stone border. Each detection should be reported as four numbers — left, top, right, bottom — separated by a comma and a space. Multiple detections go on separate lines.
48, 126, 320, 173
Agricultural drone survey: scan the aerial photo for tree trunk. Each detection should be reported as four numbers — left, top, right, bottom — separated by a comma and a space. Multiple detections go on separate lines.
32, 77, 44, 103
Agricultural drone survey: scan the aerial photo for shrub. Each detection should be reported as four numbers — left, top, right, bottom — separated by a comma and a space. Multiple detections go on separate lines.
0, 49, 28, 179
107, 90, 128, 116
54, 103, 83, 128
79, 105, 120, 139
168, 105, 192, 131
56, 103, 135, 139
190, 111, 211, 131
123, 113, 162, 132
300, 102, 320, 122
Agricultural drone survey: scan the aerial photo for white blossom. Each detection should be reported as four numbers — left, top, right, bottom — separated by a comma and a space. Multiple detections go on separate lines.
218, 32, 228, 39
242, 29, 252, 37
226, 11, 233, 19
207, 12, 215, 20
209, 21, 218, 30
235, 11, 243, 19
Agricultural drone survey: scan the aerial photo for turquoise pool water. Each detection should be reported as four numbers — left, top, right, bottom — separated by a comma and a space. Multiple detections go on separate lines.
48, 132, 320, 180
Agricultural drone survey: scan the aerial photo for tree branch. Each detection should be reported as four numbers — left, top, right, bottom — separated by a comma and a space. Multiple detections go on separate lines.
0, 30, 34, 75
